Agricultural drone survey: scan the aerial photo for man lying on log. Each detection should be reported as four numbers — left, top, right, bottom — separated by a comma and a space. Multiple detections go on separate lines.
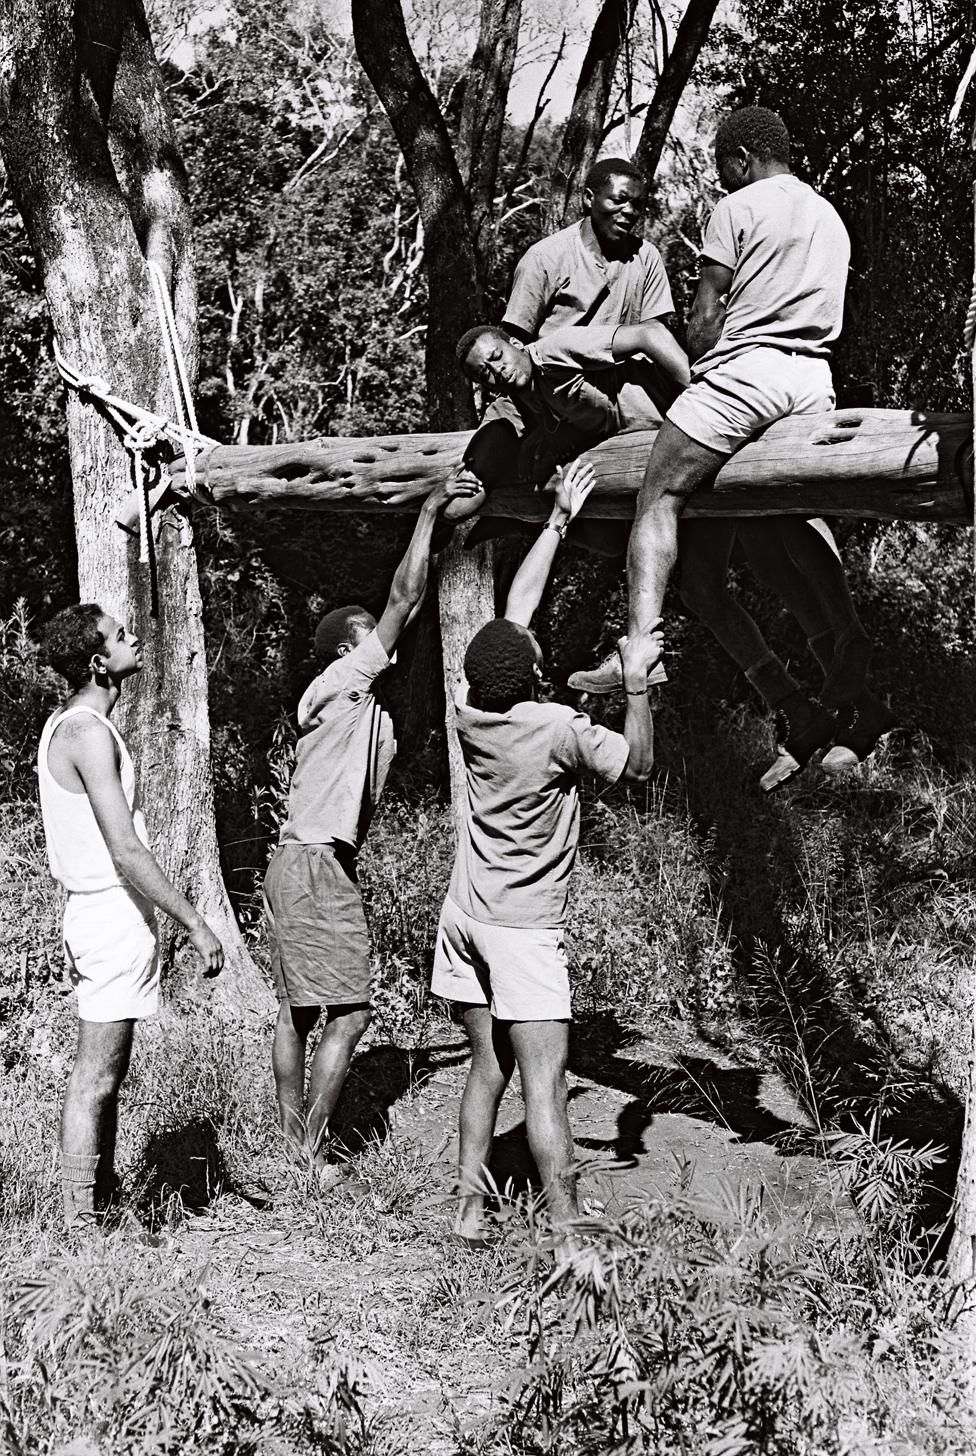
430, 458, 660, 1246
570, 107, 897, 784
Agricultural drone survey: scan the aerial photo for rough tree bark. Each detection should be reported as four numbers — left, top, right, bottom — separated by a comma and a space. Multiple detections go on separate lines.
545, 0, 638, 230
457, 0, 523, 283
633, 0, 721, 182
0, 0, 269, 1014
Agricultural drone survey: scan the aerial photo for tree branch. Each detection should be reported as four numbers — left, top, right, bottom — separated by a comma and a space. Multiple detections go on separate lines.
457, 0, 523, 279
545, 0, 638, 232
634, 0, 719, 183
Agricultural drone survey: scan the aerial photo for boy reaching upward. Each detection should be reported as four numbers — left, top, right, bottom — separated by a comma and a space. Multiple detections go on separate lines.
264, 476, 478, 1181
431, 460, 660, 1243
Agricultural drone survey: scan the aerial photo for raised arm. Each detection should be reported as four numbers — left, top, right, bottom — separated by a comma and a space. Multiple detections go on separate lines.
375, 477, 482, 654
503, 460, 595, 628
685, 260, 733, 363
611, 320, 691, 390
72, 719, 223, 974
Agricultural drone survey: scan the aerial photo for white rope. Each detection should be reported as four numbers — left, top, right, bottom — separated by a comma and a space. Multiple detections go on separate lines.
52, 286, 219, 565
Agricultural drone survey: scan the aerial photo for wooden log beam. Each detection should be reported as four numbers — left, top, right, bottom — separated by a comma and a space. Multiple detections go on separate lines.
135, 408, 974, 530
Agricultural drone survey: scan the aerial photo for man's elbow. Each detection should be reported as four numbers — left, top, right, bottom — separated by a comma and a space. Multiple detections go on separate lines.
621, 757, 654, 783
109, 835, 150, 876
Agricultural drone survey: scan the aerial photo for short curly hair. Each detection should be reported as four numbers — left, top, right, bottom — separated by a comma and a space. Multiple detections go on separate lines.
464, 618, 538, 712
455, 324, 511, 378
40, 603, 107, 689
313, 605, 373, 665
584, 157, 646, 194
715, 106, 790, 167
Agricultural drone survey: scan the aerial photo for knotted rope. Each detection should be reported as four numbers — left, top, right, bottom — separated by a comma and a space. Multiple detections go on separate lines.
53, 260, 219, 615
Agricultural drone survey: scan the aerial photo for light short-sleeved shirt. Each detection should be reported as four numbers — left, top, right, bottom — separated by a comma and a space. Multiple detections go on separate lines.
693, 174, 850, 380
279, 630, 396, 851
504, 218, 673, 340
448, 686, 629, 928
517, 324, 675, 435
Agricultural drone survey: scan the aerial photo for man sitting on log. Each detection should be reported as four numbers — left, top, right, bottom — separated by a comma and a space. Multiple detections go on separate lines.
430, 459, 660, 1245
571, 107, 896, 784
263, 475, 479, 1185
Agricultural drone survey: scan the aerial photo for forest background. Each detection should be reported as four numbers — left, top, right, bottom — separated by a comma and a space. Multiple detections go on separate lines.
1, 0, 976, 1451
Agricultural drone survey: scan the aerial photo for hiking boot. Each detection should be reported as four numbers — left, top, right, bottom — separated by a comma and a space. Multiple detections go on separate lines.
567, 650, 668, 694
821, 694, 898, 775
759, 698, 837, 793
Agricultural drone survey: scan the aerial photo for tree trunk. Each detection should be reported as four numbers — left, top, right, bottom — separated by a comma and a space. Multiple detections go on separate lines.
634, 0, 720, 182
457, 0, 522, 283
545, 0, 638, 231
352, 0, 496, 825
351, 0, 483, 433
437, 526, 495, 826
157, 409, 973, 525
0, 0, 269, 1014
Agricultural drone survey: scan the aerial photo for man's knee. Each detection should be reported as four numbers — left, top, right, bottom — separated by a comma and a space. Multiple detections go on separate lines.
326, 1003, 372, 1044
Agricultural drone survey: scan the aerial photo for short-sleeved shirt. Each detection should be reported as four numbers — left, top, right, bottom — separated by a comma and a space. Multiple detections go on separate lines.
279, 630, 396, 852
503, 218, 673, 340
515, 324, 676, 436
693, 174, 850, 380
448, 686, 629, 928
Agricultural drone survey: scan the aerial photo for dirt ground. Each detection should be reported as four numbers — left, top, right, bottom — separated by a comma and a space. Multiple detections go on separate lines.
168, 1014, 851, 1449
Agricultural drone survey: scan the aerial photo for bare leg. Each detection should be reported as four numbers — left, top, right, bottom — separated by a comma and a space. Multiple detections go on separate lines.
456, 1005, 514, 1238
509, 1019, 576, 1226
60, 1019, 134, 1228
272, 1003, 320, 1157
627, 422, 726, 641
305, 1004, 372, 1166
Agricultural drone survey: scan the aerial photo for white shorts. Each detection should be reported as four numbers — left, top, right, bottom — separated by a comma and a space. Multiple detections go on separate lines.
431, 897, 571, 1021
63, 884, 160, 1022
667, 347, 835, 456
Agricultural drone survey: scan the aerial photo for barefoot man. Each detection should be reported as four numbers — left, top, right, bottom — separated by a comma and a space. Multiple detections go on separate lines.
264, 477, 479, 1182
573, 108, 896, 784
431, 459, 659, 1243
38, 605, 224, 1229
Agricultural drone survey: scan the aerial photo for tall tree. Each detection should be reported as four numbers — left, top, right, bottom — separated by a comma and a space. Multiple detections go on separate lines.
0, 0, 268, 1010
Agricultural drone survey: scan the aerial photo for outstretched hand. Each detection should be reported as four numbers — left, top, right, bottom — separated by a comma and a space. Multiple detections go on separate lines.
432, 469, 486, 522
551, 459, 596, 521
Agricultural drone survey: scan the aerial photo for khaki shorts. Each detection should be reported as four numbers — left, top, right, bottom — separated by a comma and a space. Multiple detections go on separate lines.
667, 347, 835, 456
431, 896, 571, 1021
63, 884, 159, 1022
263, 842, 372, 1008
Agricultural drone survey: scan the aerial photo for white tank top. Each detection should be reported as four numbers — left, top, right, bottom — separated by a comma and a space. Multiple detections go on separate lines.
37, 705, 150, 893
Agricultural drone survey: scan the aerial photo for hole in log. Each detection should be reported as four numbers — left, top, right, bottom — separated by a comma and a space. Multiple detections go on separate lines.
351, 453, 378, 464
274, 462, 319, 481
418, 447, 441, 456
379, 444, 399, 452
833, 415, 863, 428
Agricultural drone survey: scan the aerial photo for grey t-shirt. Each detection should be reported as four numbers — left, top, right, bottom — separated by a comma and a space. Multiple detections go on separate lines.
520, 324, 676, 435
448, 686, 629, 927
693, 174, 851, 379
503, 218, 674, 340
280, 630, 396, 851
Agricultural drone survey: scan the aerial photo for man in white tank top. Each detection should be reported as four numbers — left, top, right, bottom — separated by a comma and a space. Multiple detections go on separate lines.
38, 603, 224, 1229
